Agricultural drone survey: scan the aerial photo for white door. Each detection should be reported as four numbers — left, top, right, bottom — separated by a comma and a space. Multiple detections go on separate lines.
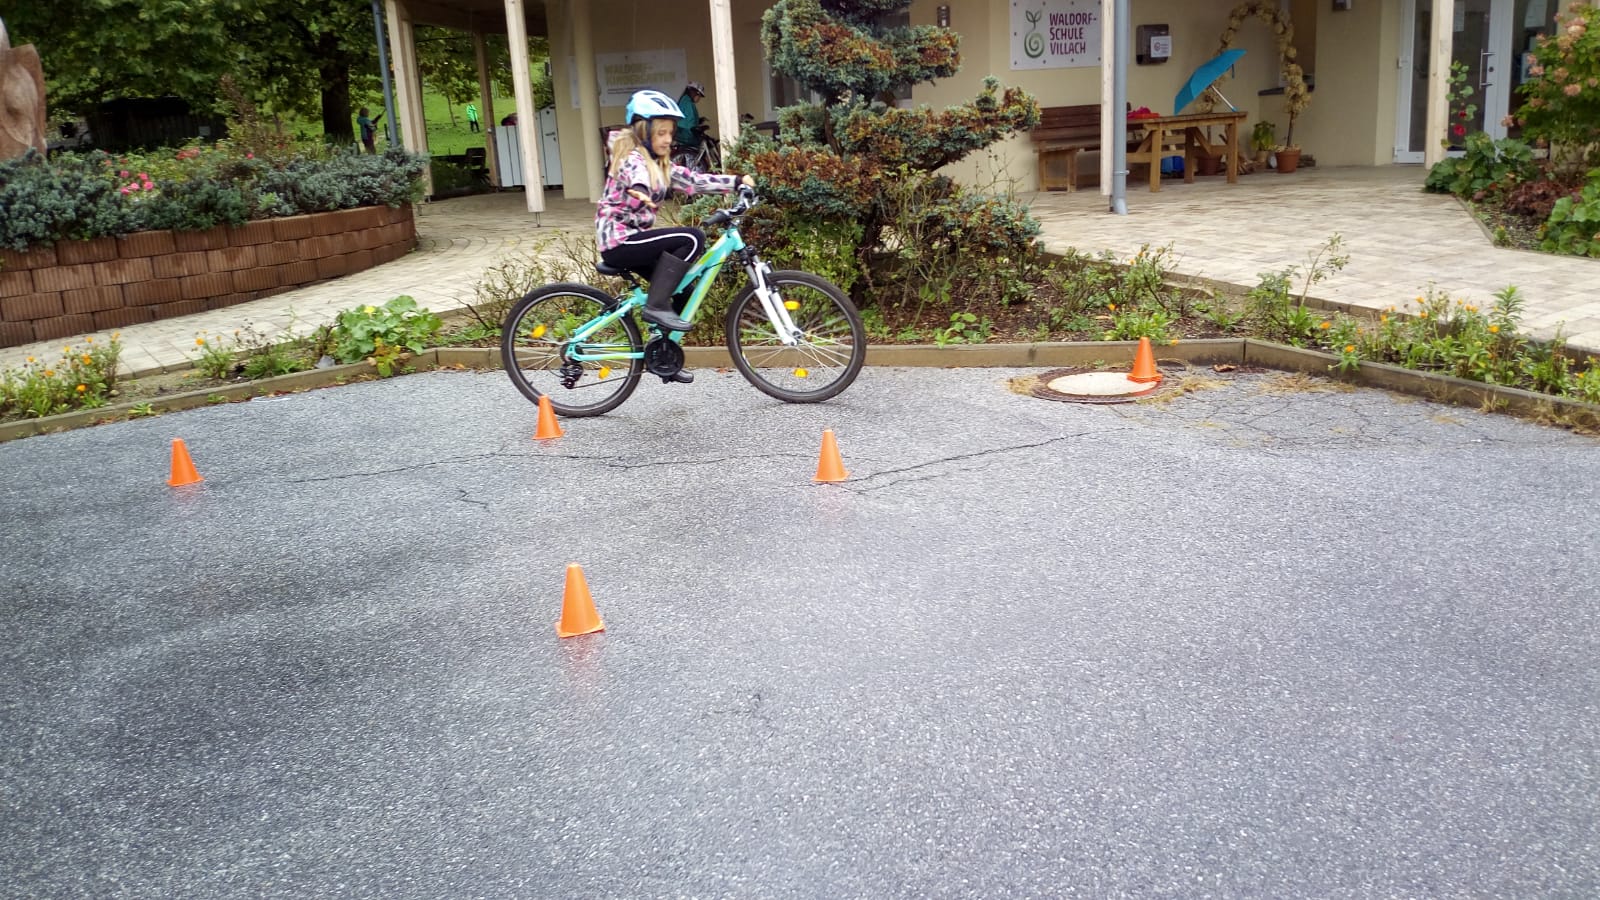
538, 107, 562, 188
1394, 0, 1522, 162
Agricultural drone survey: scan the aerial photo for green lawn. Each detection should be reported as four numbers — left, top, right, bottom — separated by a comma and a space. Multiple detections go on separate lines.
417, 90, 517, 156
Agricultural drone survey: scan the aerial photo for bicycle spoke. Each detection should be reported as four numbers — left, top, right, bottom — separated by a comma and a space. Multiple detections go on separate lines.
501, 286, 644, 416
726, 272, 865, 403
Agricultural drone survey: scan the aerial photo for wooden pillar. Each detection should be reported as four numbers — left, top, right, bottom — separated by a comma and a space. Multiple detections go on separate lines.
505, 0, 546, 213
708, 0, 740, 148
384, 0, 431, 196
571, 0, 604, 200
474, 30, 500, 188
1423, 0, 1453, 166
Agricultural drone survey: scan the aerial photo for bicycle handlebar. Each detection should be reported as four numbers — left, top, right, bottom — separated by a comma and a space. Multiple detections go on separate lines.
702, 185, 759, 228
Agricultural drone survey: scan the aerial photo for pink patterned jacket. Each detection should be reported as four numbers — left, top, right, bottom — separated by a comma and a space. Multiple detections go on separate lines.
595, 150, 740, 252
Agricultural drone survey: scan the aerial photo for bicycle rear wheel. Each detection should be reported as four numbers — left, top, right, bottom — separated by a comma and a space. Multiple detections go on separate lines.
725, 270, 865, 403
501, 283, 644, 417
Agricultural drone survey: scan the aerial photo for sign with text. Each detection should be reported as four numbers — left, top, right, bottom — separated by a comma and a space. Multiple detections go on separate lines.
571, 49, 688, 108
1010, 0, 1103, 70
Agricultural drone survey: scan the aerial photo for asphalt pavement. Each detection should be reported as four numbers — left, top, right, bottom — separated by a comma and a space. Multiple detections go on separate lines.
3, 367, 1598, 898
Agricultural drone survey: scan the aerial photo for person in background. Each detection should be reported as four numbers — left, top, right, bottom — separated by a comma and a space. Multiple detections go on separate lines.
356, 107, 383, 154
466, 102, 480, 133
674, 81, 706, 149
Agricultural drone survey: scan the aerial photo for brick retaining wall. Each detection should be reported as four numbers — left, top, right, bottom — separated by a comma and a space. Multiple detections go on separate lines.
0, 204, 416, 348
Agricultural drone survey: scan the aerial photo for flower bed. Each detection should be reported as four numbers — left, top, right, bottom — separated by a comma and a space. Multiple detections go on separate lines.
0, 204, 415, 348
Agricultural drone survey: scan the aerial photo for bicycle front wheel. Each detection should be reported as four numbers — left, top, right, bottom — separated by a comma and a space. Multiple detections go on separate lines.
725, 270, 865, 403
501, 283, 644, 417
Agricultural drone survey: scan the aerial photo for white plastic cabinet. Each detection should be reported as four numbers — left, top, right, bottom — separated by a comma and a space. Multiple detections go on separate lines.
492, 109, 561, 189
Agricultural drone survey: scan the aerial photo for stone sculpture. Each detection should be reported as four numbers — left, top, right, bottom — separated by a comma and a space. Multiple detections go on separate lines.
0, 17, 49, 159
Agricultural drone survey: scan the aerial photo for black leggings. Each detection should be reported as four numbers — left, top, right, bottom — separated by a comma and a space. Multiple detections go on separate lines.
600, 227, 705, 280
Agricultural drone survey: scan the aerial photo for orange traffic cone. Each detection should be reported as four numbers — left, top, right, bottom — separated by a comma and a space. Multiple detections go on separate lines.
167, 438, 204, 487
1128, 336, 1163, 384
534, 394, 564, 440
814, 429, 847, 482
556, 563, 605, 638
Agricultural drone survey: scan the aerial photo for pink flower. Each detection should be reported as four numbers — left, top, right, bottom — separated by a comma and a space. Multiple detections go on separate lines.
119, 186, 132, 194
119, 170, 130, 178
1501, 115, 1517, 127
1452, 123, 1466, 137
1530, 65, 1545, 76
1564, 83, 1582, 96
246, 152, 255, 159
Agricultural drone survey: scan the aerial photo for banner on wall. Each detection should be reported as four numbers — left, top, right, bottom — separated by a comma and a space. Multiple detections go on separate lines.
569, 49, 689, 109
1010, 0, 1103, 70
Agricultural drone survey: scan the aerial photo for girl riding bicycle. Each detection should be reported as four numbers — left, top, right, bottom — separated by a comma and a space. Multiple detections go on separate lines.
596, 89, 754, 356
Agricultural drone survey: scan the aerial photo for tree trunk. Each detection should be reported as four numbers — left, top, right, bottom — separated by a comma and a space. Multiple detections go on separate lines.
319, 37, 356, 146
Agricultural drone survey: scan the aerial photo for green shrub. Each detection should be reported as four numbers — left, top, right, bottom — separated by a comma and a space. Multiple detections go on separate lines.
1539, 169, 1600, 257
1423, 132, 1537, 199
326, 296, 443, 377
0, 145, 427, 252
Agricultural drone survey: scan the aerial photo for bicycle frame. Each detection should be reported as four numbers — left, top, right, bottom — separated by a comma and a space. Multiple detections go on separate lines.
564, 220, 802, 364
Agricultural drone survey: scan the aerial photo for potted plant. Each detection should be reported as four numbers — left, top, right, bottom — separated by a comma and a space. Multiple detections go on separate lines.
1250, 120, 1276, 166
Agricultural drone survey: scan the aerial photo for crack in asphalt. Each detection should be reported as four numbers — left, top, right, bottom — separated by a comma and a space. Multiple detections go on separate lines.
829, 429, 1132, 494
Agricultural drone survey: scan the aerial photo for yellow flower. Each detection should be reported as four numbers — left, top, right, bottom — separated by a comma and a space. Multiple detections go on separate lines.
1415, 296, 1423, 303
1168, 339, 1179, 346
26, 356, 34, 363
1107, 303, 1117, 311
1380, 316, 1388, 324
363, 305, 377, 315
1319, 321, 1331, 329
1344, 344, 1356, 353
43, 369, 54, 377
196, 337, 207, 346
1489, 324, 1500, 333
1419, 311, 1429, 319
112, 332, 121, 339
81, 355, 92, 364
75, 384, 87, 393
85, 336, 94, 343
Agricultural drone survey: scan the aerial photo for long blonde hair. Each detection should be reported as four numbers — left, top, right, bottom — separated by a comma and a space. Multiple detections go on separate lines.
607, 119, 672, 191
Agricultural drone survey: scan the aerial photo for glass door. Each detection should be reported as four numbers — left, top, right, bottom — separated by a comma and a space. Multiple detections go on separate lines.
1394, 0, 1516, 162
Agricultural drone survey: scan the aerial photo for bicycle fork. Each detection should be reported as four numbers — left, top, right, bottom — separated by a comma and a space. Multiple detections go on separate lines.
746, 261, 802, 346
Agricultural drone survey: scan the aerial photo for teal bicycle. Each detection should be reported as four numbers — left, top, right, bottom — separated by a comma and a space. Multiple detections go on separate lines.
501, 187, 866, 416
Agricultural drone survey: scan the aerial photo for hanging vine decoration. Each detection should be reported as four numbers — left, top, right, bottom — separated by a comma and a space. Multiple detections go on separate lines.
1198, 1, 1311, 148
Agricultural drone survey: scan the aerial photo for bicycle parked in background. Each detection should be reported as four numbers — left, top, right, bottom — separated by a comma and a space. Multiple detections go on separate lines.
500, 187, 865, 416
671, 124, 723, 173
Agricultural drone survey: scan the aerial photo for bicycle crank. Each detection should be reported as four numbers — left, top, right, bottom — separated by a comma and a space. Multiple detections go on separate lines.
643, 337, 686, 379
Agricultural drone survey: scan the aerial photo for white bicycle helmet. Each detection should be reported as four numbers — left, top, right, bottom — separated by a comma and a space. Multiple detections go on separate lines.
626, 90, 683, 124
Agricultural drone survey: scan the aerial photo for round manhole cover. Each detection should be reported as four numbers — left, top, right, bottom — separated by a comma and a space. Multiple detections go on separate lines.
1010, 368, 1169, 404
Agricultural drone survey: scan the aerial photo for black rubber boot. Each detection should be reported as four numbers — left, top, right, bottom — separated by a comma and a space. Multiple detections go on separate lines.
640, 254, 693, 333
662, 370, 694, 384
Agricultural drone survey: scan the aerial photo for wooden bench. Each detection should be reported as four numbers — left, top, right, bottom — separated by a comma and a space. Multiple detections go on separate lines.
1029, 105, 1101, 192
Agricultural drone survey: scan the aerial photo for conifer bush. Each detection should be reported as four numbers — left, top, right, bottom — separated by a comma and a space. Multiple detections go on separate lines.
729, 0, 1041, 304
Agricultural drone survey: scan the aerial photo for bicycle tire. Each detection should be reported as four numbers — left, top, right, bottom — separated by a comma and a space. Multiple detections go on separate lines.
724, 270, 865, 403
501, 283, 644, 417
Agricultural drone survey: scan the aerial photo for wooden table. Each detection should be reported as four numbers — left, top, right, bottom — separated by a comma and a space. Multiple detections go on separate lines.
1125, 110, 1247, 192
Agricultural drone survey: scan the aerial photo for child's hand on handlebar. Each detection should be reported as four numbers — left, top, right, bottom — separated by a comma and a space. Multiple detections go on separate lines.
740, 175, 756, 188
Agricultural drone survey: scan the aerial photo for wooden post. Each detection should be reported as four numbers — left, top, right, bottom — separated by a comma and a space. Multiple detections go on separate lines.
708, 0, 741, 149
1423, 0, 1453, 167
474, 30, 500, 188
384, 0, 431, 196
504, 0, 545, 214
571, 0, 604, 200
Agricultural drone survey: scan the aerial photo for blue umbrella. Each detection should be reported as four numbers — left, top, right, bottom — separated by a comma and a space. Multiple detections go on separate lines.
1174, 49, 1247, 115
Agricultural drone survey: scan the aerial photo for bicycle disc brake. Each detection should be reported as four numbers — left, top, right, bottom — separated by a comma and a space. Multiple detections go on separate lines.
643, 337, 685, 377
